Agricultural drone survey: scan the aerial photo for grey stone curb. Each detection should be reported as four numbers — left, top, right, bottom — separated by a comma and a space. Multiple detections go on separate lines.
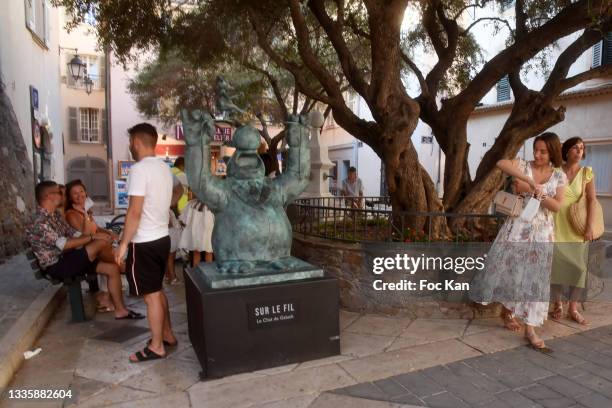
0, 284, 64, 390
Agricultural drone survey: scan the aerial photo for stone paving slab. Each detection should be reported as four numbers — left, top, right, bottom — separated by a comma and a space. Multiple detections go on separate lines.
3, 258, 612, 407
329, 325, 612, 408
0, 254, 50, 344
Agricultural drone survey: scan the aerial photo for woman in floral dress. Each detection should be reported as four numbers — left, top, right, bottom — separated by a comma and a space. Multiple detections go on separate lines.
470, 133, 566, 351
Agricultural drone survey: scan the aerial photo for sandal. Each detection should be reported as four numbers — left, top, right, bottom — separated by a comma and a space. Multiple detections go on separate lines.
550, 302, 563, 321
165, 277, 181, 285
502, 312, 521, 332
129, 346, 165, 363
568, 309, 589, 326
96, 304, 115, 313
147, 338, 178, 348
525, 332, 553, 354
115, 310, 145, 320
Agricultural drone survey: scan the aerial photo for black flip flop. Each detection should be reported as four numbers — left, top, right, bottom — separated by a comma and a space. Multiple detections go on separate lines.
129, 346, 165, 363
527, 343, 553, 354
115, 310, 145, 320
147, 338, 178, 348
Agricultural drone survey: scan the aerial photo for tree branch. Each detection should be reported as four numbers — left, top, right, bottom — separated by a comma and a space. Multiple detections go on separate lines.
514, 0, 527, 40
558, 65, 612, 94
460, 17, 514, 36
401, 51, 428, 95
287, 0, 344, 102
308, 0, 371, 101
447, 0, 611, 112
508, 69, 528, 100
242, 60, 289, 120
541, 23, 612, 98
246, 7, 333, 105
452, 0, 494, 20
346, 13, 371, 40
363, 0, 409, 115
293, 88, 300, 115
423, 0, 460, 96
255, 112, 272, 146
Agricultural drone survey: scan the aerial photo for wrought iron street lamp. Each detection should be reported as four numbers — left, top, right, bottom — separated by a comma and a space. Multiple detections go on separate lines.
60, 46, 86, 82
84, 75, 93, 95
67, 53, 86, 82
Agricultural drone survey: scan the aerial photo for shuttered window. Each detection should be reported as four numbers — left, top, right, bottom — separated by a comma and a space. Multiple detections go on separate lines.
24, 0, 49, 46
68, 107, 79, 143
584, 144, 612, 194
80, 108, 99, 143
592, 32, 612, 68
69, 107, 101, 143
496, 75, 511, 102
500, 0, 514, 12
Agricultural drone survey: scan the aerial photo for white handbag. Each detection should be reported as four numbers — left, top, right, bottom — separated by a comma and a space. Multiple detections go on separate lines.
493, 191, 523, 217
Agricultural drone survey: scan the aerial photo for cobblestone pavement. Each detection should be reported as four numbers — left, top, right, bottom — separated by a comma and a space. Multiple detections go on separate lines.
2, 259, 612, 407
330, 324, 612, 408
0, 254, 50, 343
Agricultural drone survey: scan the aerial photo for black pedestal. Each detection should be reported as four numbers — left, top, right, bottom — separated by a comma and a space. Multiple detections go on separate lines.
184, 267, 340, 379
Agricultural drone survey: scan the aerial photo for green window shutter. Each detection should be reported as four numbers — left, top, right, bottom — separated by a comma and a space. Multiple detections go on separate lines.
604, 32, 612, 66
69, 107, 79, 143
593, 40, 602, 68
496, 76, 510, 102
99, 55, 106, 89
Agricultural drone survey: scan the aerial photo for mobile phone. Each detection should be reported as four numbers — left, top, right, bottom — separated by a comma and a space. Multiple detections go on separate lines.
84, 197, 95, 212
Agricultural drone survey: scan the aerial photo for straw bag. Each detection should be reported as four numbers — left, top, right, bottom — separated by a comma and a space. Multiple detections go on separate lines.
568, 168, 604, 239
494, 191, 523, 217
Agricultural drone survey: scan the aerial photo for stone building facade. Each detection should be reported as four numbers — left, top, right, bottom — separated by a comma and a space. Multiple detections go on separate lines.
0, 83, 35, 261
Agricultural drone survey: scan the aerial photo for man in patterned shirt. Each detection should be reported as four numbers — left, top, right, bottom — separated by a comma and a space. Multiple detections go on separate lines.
26, 181, 143, 320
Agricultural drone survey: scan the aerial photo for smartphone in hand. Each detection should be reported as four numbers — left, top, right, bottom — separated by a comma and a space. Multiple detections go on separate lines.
84, 197, 95, 212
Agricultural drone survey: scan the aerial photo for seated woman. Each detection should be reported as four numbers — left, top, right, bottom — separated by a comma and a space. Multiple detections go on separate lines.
64, 179, 120, 312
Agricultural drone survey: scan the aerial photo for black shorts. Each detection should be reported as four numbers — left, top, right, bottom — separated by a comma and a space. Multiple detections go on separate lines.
46, 248, 97, 280
126, 236, 170, 296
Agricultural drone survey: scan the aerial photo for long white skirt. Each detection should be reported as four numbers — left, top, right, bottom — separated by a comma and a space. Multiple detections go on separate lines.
179, 200, 214, 252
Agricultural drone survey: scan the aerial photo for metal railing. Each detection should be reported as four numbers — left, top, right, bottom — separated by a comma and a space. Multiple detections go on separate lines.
289, 196, 505, 243
66, 74, 105, 90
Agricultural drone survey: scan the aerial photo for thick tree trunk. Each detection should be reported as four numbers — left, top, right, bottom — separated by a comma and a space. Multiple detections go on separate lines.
453, 93, 566, 216
377, 127, 447, 237
439, 126, 472, 211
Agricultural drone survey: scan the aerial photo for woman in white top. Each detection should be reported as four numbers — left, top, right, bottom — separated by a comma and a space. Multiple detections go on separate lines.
179, 196, 215, 267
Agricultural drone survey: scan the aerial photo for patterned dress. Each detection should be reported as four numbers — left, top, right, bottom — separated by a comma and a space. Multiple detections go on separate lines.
470, 160, 567, 327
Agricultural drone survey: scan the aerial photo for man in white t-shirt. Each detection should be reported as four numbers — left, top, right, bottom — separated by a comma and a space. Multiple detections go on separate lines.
115, 122, 177, 363
341, 166, 364, 209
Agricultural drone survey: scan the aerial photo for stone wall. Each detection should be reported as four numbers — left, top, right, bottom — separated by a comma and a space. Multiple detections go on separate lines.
0, 82, 35, 262
291, 234, 499, 318
292, 233, 610, 318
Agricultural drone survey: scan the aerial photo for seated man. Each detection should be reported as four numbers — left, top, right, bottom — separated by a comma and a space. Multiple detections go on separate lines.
341, 166, 364, 209
26, 181, 143, 320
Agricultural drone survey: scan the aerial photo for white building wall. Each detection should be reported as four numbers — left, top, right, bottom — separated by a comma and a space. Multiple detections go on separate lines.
0, 0, 64, 182
58, 7, 109, 204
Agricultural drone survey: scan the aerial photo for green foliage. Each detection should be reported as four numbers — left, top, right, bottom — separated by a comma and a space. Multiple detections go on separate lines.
127, 50, 287, 126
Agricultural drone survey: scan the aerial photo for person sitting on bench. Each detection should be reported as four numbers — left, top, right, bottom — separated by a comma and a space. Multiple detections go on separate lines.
26, 181, 144, 320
